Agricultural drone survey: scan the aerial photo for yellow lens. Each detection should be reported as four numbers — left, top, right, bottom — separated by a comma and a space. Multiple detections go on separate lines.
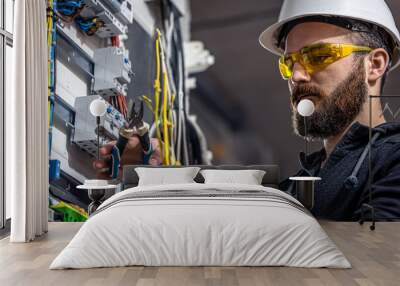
279, 56, 293, 79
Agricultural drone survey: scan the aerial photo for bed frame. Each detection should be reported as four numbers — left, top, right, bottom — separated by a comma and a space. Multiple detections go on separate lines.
122, 165, 280, 190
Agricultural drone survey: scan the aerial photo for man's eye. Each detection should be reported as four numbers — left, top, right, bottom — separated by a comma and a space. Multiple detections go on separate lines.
283, 56, 293, 66
312, 55, 331, 63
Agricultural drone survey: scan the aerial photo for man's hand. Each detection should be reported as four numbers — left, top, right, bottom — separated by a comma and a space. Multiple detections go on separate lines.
93, 137, 162, 179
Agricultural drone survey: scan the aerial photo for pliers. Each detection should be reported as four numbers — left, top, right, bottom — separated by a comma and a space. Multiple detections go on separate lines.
110, 100, 153, 179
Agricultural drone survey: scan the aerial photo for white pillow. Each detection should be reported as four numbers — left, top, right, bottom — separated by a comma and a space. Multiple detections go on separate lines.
135, 167, 201, 186
200, 169, 266, 185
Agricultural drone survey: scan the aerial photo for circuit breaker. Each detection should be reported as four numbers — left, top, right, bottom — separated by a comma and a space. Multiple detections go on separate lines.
73, 95, 127, 157
93, 46, 133, 97
103, 0, 134, 24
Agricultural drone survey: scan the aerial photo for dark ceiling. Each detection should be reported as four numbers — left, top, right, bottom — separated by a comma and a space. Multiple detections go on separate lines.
189, 0, 400, 179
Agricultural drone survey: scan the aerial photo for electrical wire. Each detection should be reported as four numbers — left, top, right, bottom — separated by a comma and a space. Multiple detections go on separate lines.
159, 34, 171, 165
146, 29, 178, 165
56, 0, 84, 23
166, 11, 175, 63
154, 30, 163, 152
143, 1, 193, 165
159, 1, 189, 165
159, 6, 179, 164
47, 0, 57, 156
172, 4, 190, 165
74, 16, 104, 36
162, 68, 170, 165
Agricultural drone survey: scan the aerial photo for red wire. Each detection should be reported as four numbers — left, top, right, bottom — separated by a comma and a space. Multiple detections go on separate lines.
111, 36, 120, 47
121, 96, 127, 118
116, 96, 121, 113
119, 96, 124, 117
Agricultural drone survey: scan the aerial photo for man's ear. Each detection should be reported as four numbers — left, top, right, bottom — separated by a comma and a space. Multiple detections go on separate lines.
366, 48, 390, 83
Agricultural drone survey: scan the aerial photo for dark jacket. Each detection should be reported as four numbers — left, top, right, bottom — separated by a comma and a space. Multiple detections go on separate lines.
279, 121, 400, 221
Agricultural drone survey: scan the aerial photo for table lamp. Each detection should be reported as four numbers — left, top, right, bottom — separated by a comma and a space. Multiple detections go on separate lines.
89, 99, 107, 160
289, 99, 321, 210
77, 98, 116, 215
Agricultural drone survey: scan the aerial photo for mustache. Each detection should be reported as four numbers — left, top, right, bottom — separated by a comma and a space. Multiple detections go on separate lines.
291, 84, 326, 106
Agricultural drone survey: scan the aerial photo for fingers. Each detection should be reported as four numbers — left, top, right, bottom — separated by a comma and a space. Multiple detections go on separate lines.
149, 138, 162, 166
94, 137, 162, 175
127, 136, 141, 149
93, 160, 109, 171
93, 159, 110, 180
99, 141, 117, 156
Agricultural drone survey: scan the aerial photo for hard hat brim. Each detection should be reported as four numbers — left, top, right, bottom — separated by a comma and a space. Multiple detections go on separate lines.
259, 14, 400, 71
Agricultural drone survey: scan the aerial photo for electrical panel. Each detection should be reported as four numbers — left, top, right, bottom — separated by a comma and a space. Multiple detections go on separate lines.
73, 95, 127, 157
81, 0, 128, 37
93, 46, 133, 97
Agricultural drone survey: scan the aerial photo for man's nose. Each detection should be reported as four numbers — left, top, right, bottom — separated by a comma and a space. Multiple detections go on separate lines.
291, 62, 311, 83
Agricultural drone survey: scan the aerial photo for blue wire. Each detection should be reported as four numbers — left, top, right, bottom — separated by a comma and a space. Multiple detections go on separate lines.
75, 17, 96, 32
57, 0, 82, 16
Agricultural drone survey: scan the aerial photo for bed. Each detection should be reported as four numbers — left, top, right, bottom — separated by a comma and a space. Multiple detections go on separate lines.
50, 165, 351, 269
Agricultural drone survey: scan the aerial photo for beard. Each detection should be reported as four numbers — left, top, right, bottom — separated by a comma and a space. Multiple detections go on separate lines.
291, 59, 368, 140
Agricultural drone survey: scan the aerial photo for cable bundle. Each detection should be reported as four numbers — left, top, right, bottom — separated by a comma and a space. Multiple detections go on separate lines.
74, 16, 104, 36
140, 0, 199, 166
108, 95, 128, 119
56, 0, 104, 36
56, 0, 84, 21
146, 30, 176, 165
145, 18, 188, 165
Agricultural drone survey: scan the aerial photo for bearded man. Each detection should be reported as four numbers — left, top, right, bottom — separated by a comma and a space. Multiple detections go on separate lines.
259, 0, 400, 220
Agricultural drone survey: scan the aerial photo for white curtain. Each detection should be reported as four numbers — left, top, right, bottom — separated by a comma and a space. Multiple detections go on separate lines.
7, 0, 49, 242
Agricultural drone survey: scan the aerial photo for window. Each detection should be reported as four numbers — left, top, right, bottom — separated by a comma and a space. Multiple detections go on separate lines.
1, 0, 14, 230
4, 43, 11, 220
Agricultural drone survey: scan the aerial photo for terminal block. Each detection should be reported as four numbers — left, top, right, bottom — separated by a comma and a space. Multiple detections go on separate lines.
81, 0, 128, 37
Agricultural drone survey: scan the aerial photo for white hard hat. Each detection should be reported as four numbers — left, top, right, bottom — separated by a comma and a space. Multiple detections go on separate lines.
259, 0, 400, 70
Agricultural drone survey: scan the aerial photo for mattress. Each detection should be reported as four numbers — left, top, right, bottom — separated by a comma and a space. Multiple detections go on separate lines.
50, 183, 351, 269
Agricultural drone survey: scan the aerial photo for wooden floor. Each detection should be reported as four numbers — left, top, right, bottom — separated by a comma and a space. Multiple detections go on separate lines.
0, 222, 399, 286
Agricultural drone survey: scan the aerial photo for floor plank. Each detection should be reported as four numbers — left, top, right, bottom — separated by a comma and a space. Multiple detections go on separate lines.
0, 222, 399, 286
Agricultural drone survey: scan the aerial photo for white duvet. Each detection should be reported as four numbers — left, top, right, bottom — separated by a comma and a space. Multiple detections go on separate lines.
50, 183, 351, 269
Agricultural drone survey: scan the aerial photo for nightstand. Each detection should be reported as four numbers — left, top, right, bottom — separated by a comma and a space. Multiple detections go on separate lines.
77, 180, 118, 215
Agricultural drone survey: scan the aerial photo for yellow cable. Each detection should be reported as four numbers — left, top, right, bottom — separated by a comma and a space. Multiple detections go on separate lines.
152, 29, 181, 165
168, 93, 176, 164
159, 31, 177, 165
154, 30, 163, 155
142, 95, 155, 115
162, 71, 170, 165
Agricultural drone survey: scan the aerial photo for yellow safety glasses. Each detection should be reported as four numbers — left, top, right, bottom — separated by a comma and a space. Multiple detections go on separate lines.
279, 43, 372, 80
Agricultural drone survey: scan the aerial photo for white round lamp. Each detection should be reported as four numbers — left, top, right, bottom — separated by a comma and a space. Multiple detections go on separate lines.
90, 99, 107, 117
297, 99, 315, 117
